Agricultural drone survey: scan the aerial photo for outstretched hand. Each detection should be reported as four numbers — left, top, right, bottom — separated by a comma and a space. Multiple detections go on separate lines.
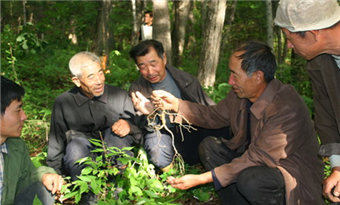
323, 167, 340, 202
166, 171, 213, 190
151, 90, 179, 112
131, 91, 155, 115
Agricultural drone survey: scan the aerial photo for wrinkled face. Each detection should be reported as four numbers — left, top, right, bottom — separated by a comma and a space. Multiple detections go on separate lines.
73, 61, 105, 99
0, 100, 27, 141
136, 47, 167, 84
281, 28, 322, 60
144, 13, 152, 25
228, 51, 259, 102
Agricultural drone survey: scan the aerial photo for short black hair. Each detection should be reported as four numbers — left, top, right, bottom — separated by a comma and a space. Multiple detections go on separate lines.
145, 10, 153, 17
129, 39, 164, 64
234, 41, 277, 83
1, 76, 25, 116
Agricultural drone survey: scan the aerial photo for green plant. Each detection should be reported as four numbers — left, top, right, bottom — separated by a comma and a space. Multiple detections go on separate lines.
57, 137, 219, 205
105, 50, 139, 90
60, 139, 183, 204
205, 83, 231, 103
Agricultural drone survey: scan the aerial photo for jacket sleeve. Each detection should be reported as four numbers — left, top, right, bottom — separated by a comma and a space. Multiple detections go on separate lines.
46, 99, 67, 175
16, 140, 53, 193
215, 93, 319, 187
306, 55, 340, 157
120, 90, 142, 144
172, 93, 232, 129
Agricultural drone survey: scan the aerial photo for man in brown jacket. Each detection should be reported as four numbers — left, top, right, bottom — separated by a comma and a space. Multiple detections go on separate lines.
274, 0, 340, 203
134, 41, 325, 204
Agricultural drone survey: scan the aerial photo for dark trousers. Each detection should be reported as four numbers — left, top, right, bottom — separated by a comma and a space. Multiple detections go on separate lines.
144, 126, 231, 169
14, 181, 55, 205
199, 136, 285, 205
63, 128, 134, 181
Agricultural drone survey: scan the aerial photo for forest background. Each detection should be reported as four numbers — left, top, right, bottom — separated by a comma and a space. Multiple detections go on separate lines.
0, 0, 324, 204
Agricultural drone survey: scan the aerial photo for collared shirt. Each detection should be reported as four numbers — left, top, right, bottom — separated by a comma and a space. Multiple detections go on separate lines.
332, 55, 340, 69
0, 142, 8, 204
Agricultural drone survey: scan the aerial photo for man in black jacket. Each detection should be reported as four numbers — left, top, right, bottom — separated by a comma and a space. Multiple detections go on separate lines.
129, 40, 230, 172
47, 51, 141, 182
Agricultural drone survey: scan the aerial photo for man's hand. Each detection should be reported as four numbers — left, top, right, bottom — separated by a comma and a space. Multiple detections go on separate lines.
166, 172, 213, 190
41, 173, 63, 195
151, 90, 179, 112
112, 119, 130, 137
131, 91, 155, 115
324, 167, 340, 202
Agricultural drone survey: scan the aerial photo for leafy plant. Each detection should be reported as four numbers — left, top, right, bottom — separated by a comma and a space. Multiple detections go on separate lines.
60, 139, 184, 204
205, 83, 231, 103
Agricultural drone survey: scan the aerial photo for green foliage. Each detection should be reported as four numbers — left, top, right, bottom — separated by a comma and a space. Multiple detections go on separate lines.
205, 83, 231, 104
31, 151, 48, 168
276, 58, 314, 115
105, 50, 140, 90
59, 140, 213, 205
33, 195, 42, 205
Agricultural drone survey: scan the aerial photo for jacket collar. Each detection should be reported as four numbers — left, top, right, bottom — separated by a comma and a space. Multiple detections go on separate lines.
70, 84, 108, 106
250, 79, 280, 120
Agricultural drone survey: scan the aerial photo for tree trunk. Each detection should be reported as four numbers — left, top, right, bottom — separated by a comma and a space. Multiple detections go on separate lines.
22, 1, 26, 26
266, 0, 274, 48
172, 1, 191, 67
91, 0, 112, 57
186, 2, 197, 56
153, 0, 172, 65
220, 0, 237, 60
201, 0, 208, 39
131, 0, 143, 46
198, 0, 226, 88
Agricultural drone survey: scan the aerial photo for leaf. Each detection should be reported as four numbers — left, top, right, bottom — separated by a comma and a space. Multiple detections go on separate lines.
130, 186, 143, 196
122, 146, 134, 151
90, 140, 104, 147
76, 157, 91, 165
62, 191, 78, 201
147, 178, 163, 191
98, 201, 112, 205
143, 190, 159, 198
78, 175, 95, 182
90, 180, 100, 194
117, 158, 129, 165
22, 41, 28, 50
80, 182, 89, 194
193, 189, 210, 202
16, 35, 25, 42
32, 195, 42, 205
81, 166, 93, 175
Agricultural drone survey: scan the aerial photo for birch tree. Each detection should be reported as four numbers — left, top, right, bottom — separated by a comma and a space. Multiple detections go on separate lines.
131, 0, 143, 46
172, 1, 191, 67
152, 0, 172, 64
197, 0, 226, 88
91, 0, 112, 57
266, 0, 274, 48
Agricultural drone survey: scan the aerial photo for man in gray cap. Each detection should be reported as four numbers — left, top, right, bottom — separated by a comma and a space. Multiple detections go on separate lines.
275, 0, 340, 203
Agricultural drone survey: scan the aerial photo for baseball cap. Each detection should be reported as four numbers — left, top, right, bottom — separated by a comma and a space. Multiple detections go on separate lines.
274, 0, 340, 32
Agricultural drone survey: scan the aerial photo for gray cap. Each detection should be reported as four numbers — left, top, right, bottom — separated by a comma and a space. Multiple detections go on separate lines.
274, 0, 340, 32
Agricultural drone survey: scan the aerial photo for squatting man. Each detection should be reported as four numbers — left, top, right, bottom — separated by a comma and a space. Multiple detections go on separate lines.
132, 41, 324, 205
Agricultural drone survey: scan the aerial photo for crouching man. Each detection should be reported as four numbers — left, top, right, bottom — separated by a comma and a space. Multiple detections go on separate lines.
1, 76, 63, 205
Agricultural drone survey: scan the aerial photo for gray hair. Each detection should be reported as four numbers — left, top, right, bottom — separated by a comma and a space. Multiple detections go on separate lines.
69, 51, 101, 77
